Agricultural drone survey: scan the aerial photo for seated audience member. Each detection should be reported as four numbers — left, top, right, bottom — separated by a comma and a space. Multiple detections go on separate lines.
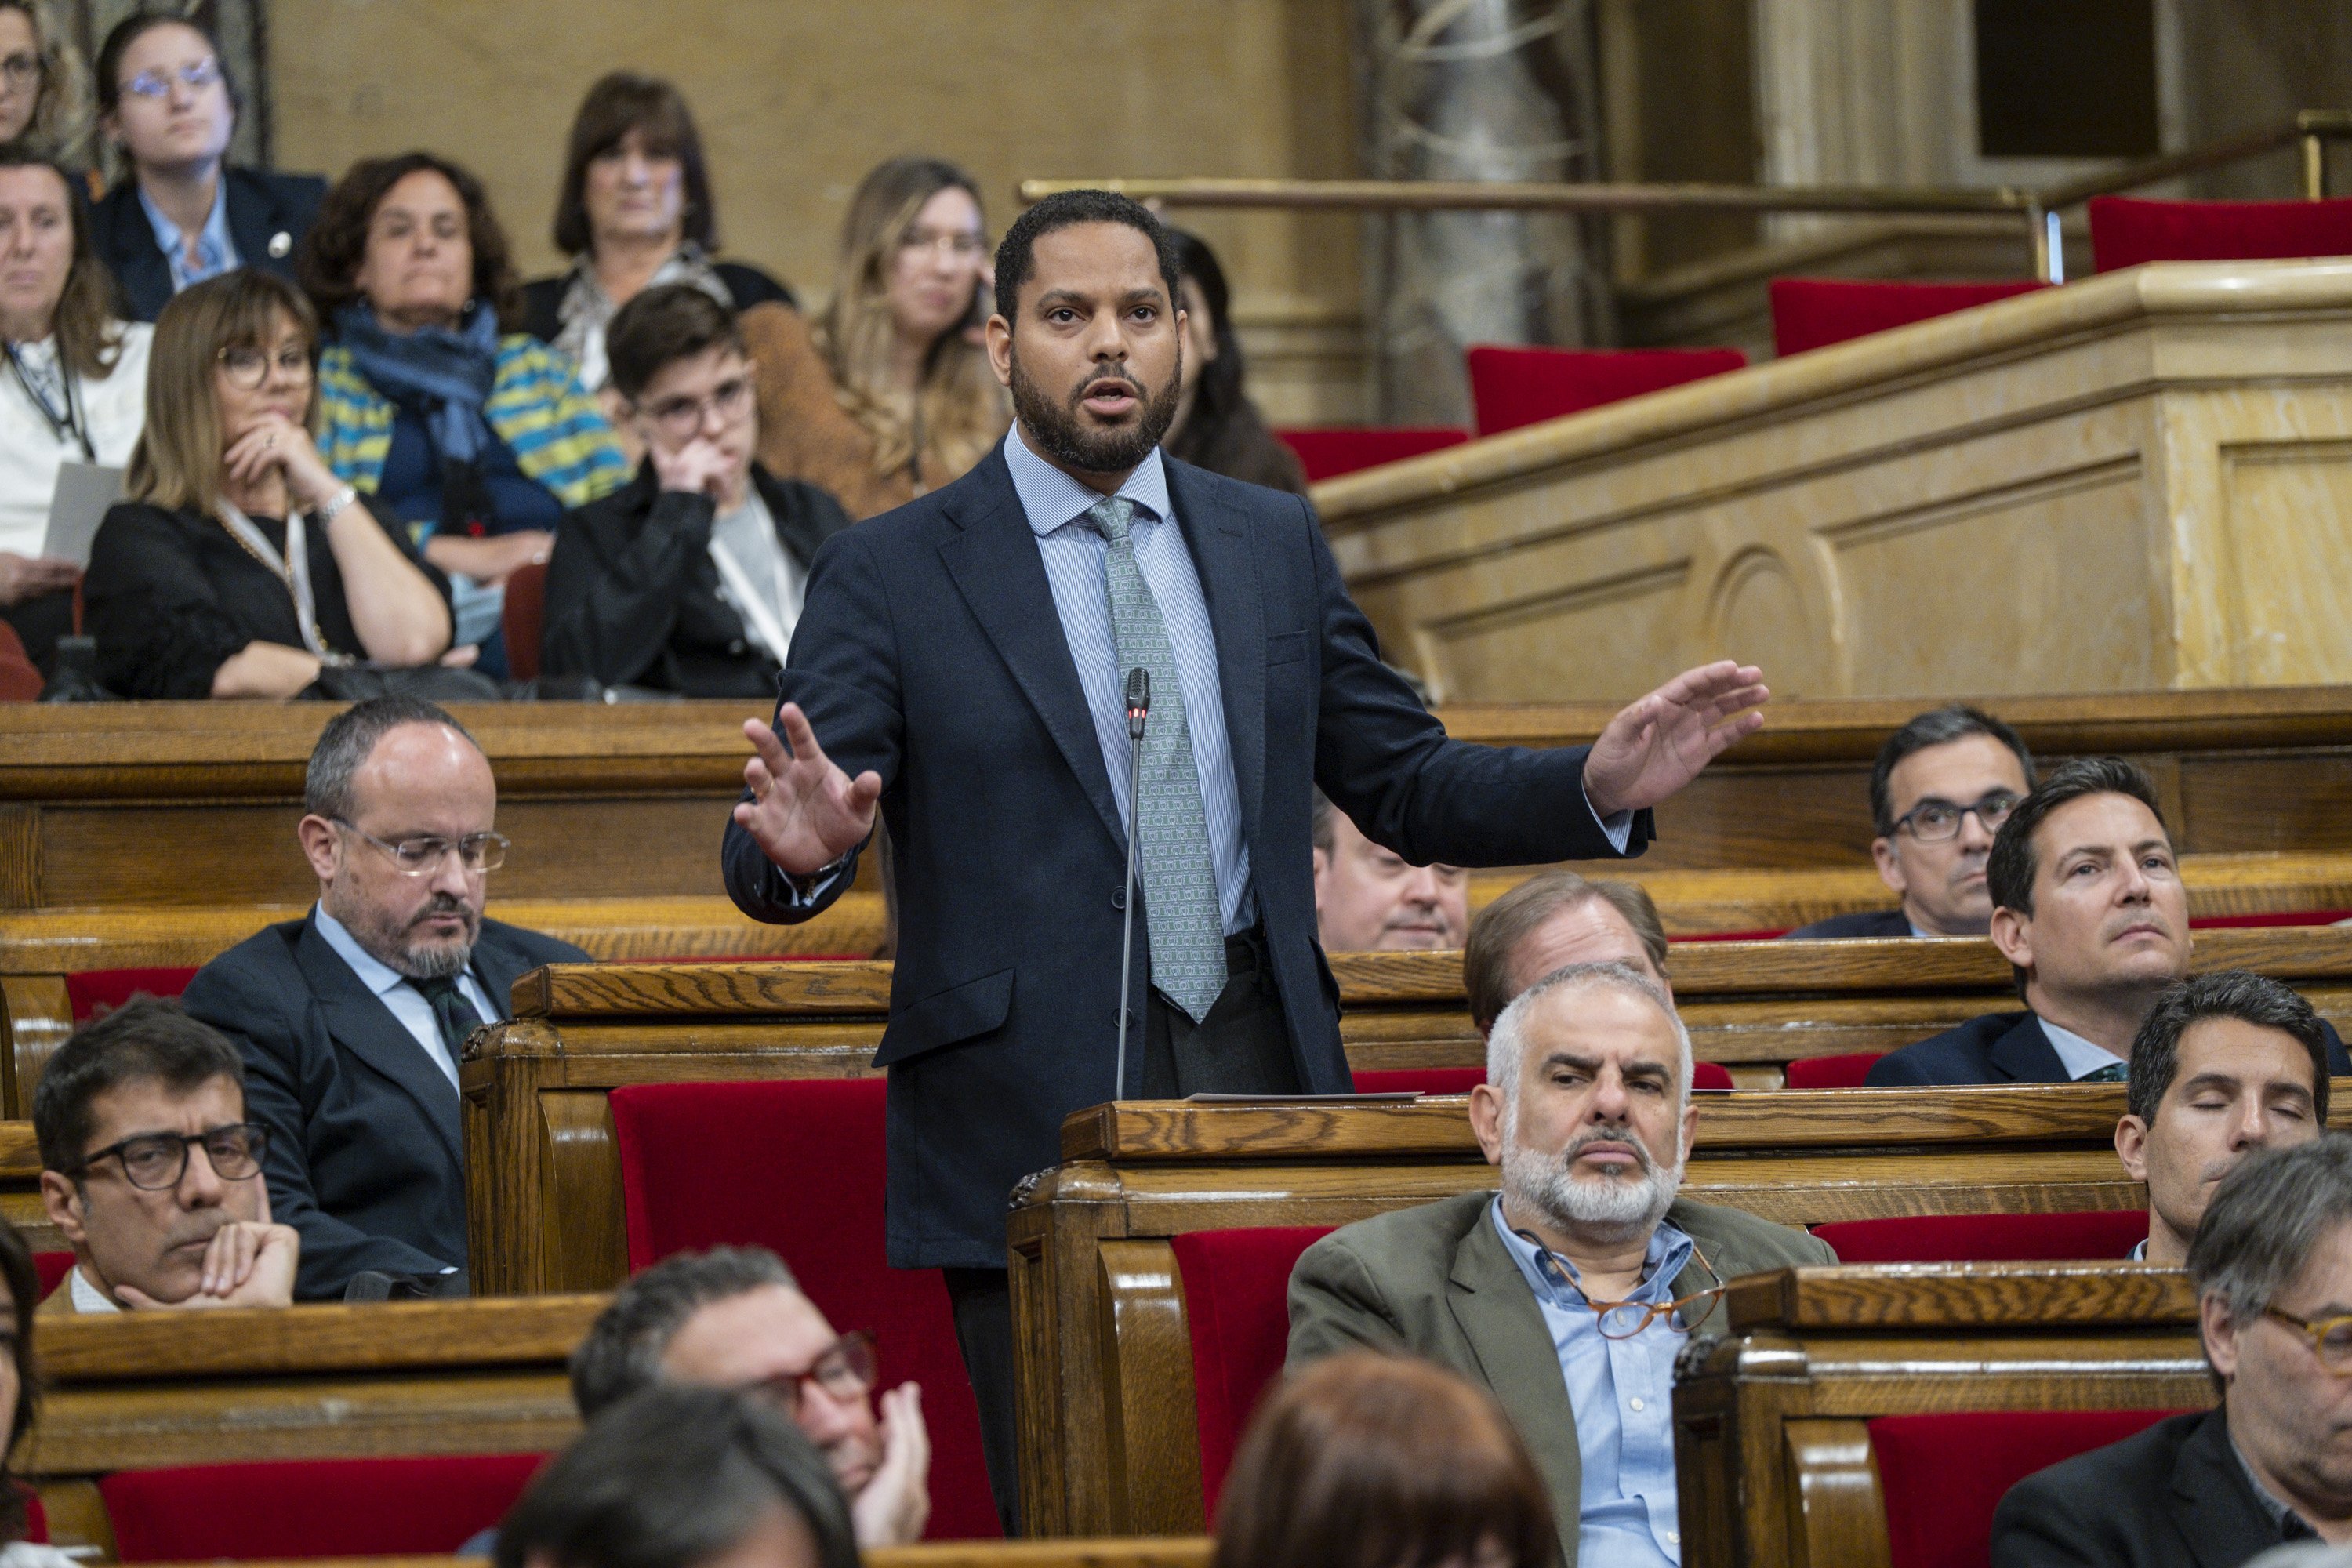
0, 146, 151, 672
1214, 1350, 1559, 1568
568, 1245, 929, 1548
81, 270, 452, 699
498, 1385, 858, 1568
0, 1218, 72, 1568
1312, 789, 1469, 952
1161, 229, 1308, 495
1465, 869, 1671, 1037
0, 1, 87, 162
746, 156, 1007, 520
1866, 757, 2351, 1087
523, 72, 793, 402
181, 697, 588, 1298
1994, 1136, 2352, 1562
2116, 971, 2331, 1265
1289, 963, 1834, 1563
32, 996, 296, 1313
540, 285, 850, 695
1787, 703, 2034, 938
85, 13, 322, 322
299, 152, 627, 671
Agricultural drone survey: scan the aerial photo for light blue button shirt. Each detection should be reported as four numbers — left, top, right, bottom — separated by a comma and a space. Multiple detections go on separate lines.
1493, 1196, 1695, 1567
2041, 1017, 2127, 1080
138, 180, 239, 295
310, 902, 496, 1091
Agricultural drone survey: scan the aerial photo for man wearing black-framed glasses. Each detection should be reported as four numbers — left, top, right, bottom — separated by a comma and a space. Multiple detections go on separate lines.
32, 996, 297, 1313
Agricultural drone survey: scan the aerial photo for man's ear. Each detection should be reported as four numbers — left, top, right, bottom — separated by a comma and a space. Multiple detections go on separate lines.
2115, 1114, 2151, 1182
1679, 1094, 1700, 1167
1870, 836, 1907, 896
2201, 1293, 2241, 1382
1468, 1084, 1505, 1167
985, 313, 1014, 389
1989, 904, 2033, 969
39, 1171, 88, 1247
296, 814, 340, 884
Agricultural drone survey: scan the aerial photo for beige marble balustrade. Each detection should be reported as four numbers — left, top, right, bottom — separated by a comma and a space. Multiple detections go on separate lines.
1316, 260, 2352, 702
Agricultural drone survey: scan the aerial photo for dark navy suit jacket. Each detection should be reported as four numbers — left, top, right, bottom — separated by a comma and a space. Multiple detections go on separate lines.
87, 167, 327, 323
1992, 1409, 2302, 1567
1784, 908, 1912, 940
722, 443, 1650, 1269
1867, 1007, 2352, 1087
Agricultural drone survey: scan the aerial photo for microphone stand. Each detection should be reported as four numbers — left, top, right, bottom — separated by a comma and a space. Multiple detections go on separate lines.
1115, 667, 1149, 1102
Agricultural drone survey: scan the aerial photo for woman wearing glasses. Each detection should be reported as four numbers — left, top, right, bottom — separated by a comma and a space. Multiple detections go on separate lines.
744, 155, 1007, 521
0, 2, 91, 165
79, 270, 451, 699
83, 13, 324, 323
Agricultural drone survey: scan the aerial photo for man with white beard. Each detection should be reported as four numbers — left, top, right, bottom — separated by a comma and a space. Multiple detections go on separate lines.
1285, 963, 1834, 1568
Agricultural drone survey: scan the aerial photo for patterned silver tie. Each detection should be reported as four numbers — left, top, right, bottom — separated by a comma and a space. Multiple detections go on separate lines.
1087, 496, 1227, 1022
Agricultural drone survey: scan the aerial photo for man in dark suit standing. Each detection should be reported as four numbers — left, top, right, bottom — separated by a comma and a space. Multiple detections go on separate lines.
183, 697, 586, 1299
1994, 1135, 2352, 1563
721, 189, 1768, 1525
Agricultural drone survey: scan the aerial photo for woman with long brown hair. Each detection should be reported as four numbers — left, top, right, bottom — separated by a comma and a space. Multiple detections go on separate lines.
747, 155, 1007, 519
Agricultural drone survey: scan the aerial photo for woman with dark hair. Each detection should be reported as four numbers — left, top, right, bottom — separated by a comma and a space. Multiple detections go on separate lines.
300, 151, 626, 669
0, 1218, 63, 1566
1163, 229, 1307, 495
83, 13, 323, 322
522, 72, 793, 399
0, 2, 90, 164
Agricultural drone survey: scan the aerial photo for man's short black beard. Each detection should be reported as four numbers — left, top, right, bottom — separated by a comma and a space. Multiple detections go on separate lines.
1009, 343, 1182, 477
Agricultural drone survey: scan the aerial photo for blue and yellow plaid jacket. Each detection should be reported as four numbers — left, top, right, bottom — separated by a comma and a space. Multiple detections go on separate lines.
314, 334, 628, 514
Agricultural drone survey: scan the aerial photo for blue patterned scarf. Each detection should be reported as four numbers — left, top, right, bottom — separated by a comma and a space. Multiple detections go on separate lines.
334, 301, 501, 465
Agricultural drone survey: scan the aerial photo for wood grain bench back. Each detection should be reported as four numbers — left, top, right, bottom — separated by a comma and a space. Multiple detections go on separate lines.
120, 1546, 1217, 1568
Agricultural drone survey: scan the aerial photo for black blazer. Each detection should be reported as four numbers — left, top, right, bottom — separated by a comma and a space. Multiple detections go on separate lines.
180, 911, 588, 1298
721, 443, 1649, 1269
540, 463, 851, 697
87, 167, 327, 324
1784, 908, 1913, 940
1992, 1408, 2307, 1566
1867, 1007, 2352, 1087
519, 260, 797, 344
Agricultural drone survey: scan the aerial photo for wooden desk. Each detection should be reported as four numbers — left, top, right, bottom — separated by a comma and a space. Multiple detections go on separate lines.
1675, 1265, 2209, 1568
0, 1120, 53, 1253
128, 1547, 1216, 1568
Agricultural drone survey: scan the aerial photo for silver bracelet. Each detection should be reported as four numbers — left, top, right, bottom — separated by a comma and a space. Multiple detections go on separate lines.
314, 484, 360, 523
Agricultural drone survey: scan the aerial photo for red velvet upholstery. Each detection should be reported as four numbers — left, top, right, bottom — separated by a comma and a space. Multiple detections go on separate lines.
1814, 1209, 2150, 1264
64, 967, 200, 1021
0, 619, 37, 702
2190, 909, 2352, 930
1465, 346, 1747, 437
1769, 278, 2048, 357
1171, 1225, 1336, 1524
1274, 427, 1472, 482
1871, 1410, 2187, 1568
502, 561, 547, 682
1354, 1062, 1732, 1094
2090, 194, 2352, 272
1783, 1053, 1883, 1089
21, 1486, 44, 1544
33, 1252, 72, 1301
100, 1453, 543, 1561
608, 1080, 998, 1539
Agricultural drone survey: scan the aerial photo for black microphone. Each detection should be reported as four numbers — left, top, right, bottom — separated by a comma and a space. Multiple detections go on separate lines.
1115, 667, 1149, 1102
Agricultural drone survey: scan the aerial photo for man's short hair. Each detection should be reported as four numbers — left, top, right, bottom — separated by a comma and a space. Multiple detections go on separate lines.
605, 283, 748, 404
1465, 872, 1669, 1034
2187, 1135, 2352, 1328
1984, 756, 2167, 920
2128, 971, 2332, 1127
494, 1385, 858, 1568
1869, 705, 2035, 837
1485, 961, 1693, 1108
570, 1246, 800, 1416
305, 697, 481, 823
33, 997, 246, 1175
993, 188, 1182, 326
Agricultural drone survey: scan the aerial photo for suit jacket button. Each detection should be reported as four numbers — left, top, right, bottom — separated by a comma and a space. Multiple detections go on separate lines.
267, 230, 292, 258
1112, 886, 1126, 909
728, 639, 747, 655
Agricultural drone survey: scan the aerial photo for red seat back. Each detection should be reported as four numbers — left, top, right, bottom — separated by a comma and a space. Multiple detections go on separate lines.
1171, 1225, 1336, 1525
1465, 346, 1747, 437
65, 967, 200, 1022
1769, 278, 2048, 357
503, 561, 548, 682
1783, 1052, 1885, 1089
1871, 1410, 2186, 1568
22, 1486, 44, 1544
1814, 1209, 2150, 1264
608, 1080, 998, 1539
1355, 1062, 1731, 1094
33, 1252, 72, 1301
2091, 194, 2352, 272
0, 619, 38, 702
1274, 427, 1471, 482
100, 1453, 543, 1561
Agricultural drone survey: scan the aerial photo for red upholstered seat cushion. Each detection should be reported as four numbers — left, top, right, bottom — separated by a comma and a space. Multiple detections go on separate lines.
65, 968, 199, 1021
1274, 427, 1471, 482
502, 560, 547, 682
100, 1453, 543, 1561
2090, 194, 2352, 272
21, 1486, 43, 1544
1814, 1209, 2150, 1264
1783, 1053, 1883, 1089
1171, 1225, 1336, 1525
32, 1252, 72, 1300
1354, 1062, 1732, 1093
1465, 345, 1747, 437
608, 1080, 998, 1539
1871, 1410, 2187, 1568
1769, 278, 2048, 357
0, 619, 38, 702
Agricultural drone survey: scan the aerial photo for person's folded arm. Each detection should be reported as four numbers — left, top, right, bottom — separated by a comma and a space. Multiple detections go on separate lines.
541, 492, 714, 687
327, 498, 452, 666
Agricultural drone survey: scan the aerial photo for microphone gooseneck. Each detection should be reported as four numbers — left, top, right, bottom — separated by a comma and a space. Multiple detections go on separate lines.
1115, 667, 1151, 1102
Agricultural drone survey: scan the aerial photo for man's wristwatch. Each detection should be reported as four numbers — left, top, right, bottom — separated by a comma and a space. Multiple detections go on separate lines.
788, 852, 851, 900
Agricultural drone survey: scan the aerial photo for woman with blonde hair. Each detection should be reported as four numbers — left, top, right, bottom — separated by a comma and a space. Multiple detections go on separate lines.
0, 1, 89, 164
748, 155, 1007, 519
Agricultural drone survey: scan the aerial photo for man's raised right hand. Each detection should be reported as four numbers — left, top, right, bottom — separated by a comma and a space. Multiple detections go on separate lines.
733, 707, 882, 878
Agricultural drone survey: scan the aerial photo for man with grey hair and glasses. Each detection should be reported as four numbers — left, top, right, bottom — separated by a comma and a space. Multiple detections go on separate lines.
183, 695, 586, 1299
1287, 962, 1831, 1567
1995, 1136, 2352, 1564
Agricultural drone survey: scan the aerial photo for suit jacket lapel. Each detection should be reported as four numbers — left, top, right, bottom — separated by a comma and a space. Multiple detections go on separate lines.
223, 169, 275, 274
1166, 461, 1267, 845
2171, 1407, 2289, 1565
1446, 1210, 1583, 1518
294, 916, 463, 1165
105, 219, 172, 321
467, 927, 535, 1023
1991, 1014, 2068, 1083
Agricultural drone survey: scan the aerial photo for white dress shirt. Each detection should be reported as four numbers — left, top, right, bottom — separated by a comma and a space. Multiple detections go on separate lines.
67, 1265, 122, 1314
0, 325, 152, 557
2041, 1017, 2128, 1080
310, 903, 496, 1091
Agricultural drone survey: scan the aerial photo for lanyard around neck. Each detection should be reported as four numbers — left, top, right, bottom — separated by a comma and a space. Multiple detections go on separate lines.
6, 341, 91, 459
216, 499, 334, 660
709, 528, 796, 668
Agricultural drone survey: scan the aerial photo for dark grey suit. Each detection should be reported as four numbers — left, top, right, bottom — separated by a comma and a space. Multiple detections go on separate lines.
1784, 908, 1913, 939
1992, 1407, 2307, 1566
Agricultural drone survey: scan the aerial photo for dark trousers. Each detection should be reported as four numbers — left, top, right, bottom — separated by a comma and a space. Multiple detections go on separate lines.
948, 927, 1299, 1535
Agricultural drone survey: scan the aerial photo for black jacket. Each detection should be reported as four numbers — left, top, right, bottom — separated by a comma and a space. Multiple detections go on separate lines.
720, 441, 1648, 1268
180, 911, 588, 1298
87, 167, 327, 323
519, 261, 797, 344
1784, 908, 1914, 939
540, 463, 851, 697
1992, 1408, 2309, 1567
1867, 1008, 2352, 1087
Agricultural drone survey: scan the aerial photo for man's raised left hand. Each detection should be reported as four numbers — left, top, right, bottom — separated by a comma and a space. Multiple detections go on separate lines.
1581, 660, 1768, 818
